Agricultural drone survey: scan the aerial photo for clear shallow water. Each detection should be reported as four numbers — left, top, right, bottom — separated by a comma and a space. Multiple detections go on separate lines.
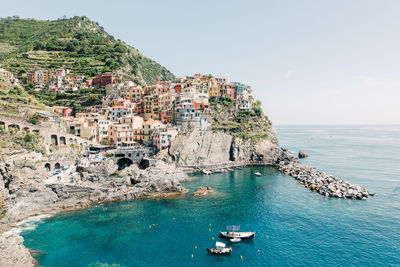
21, 126, 400, 266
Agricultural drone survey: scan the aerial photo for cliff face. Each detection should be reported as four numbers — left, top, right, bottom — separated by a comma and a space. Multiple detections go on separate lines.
169, 101, 282, 167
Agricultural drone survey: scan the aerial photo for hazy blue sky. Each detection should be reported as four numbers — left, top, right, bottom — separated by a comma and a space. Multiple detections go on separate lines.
2, 0, 400, 125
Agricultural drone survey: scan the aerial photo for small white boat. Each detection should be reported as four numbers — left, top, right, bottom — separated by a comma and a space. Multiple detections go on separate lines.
202, 170, 213, 175
220, 231, 255, 239
207, 242, 232, 255
230, 238, 241, 242
255, 172, 262, 176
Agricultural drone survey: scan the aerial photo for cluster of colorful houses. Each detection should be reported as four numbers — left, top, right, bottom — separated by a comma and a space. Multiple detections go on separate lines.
24, 69, 123, 93
20, 69, 255, 151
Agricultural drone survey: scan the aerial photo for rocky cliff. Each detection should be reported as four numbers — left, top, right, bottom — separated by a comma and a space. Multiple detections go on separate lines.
169, 101, 282, 167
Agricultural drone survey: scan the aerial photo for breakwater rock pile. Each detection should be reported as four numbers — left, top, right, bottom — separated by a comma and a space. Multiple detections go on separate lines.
277, 159, 373, 199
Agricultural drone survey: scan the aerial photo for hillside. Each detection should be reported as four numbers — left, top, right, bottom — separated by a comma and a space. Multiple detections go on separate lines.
0, 74, 45, 115
0, 16, 174, 85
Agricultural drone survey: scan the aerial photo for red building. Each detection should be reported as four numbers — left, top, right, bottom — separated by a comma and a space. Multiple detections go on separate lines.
92, 73, 118, 87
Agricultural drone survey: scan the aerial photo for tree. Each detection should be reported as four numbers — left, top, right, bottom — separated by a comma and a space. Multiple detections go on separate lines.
252, 100, 263, 116
30, 117, 38, 125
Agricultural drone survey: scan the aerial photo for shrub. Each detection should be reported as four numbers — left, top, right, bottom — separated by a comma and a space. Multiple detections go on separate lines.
30, 117, 38, 124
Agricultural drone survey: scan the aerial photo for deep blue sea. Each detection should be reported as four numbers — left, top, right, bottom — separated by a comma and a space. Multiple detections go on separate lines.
21, 126, 400, 266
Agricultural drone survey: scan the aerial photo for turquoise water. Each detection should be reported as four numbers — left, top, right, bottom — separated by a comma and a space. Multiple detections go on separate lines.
21, 126, 400, 266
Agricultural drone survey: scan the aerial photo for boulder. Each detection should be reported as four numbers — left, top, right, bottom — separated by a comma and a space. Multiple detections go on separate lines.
298, 151, 309, 158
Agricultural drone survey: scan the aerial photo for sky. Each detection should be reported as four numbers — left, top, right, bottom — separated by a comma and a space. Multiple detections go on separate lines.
2, 0, 400, 125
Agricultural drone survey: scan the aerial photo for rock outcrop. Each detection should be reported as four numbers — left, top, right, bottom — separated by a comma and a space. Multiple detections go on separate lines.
169, 128, 281, 167
0, 233, 35, 267
298, 151, 308, 158
169, 101, 281, 167
193, 186, 216, 197
169, 130, 233, 166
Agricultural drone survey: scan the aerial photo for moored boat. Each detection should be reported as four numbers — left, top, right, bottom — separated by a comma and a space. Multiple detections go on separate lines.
219, 225, 255, 239
255, 172, 261, 176
202, 170, 213, 175
219, 231, 255, 239
207, 242, 232, 255
230, 238, 241, 242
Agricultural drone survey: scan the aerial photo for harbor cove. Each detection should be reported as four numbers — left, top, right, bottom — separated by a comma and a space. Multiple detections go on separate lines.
18, 126, 400, 266
1, 6, 400, 266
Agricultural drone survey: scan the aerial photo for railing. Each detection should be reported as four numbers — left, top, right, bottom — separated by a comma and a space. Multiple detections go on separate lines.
178, 160, 274, 169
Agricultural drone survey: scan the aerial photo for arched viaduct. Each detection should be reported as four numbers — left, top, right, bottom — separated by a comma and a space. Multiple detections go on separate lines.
0, 115, 98, 171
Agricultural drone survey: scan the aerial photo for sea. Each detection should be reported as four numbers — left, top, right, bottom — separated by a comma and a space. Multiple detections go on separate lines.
20, 125, 400, 266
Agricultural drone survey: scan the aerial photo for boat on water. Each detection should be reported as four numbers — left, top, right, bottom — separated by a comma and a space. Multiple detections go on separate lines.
202, 170, 213, 175
220, 231, 255, 239
236, 167, 243, 170
255, 172, 262, 176
207, 242, 232, 255
230, 238, 241, 242
219, 225, 255, 239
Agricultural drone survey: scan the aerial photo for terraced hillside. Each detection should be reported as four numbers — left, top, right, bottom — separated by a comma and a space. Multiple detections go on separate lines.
0, 16, 174, 85
0, 75, 45, 116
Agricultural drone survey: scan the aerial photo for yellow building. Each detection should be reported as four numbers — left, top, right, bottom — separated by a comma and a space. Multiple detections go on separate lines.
209, 86, 220, 97
26, 71, 35, 84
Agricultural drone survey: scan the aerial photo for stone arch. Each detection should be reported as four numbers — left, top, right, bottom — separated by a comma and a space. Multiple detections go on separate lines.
117, 158, 133, 170
69, 138, 73, 143
60, 136, 66, 145
32, 129, 39, 134
0, 121, 6, 130
54, 162, 61, 169
44, 163, 51, 171
23, 127, 30, 132
51, 134, 58, 146
8, 124, 20, 131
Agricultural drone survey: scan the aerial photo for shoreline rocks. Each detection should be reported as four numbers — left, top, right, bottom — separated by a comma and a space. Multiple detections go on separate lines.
193, 186, 216, 197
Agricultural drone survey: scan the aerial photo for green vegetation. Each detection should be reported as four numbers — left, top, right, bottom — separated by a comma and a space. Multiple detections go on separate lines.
23, 83, 105, 109
0, 16, 174, 85
209, 96, 234, 108
252, 100, 263, 116
0, 76, 44, 115
0, 128, 43, 153
30, 117, 38, 124
210, 100, 273, 142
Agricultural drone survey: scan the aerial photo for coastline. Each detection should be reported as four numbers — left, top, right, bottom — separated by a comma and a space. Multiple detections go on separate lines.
0, 151, 373, 267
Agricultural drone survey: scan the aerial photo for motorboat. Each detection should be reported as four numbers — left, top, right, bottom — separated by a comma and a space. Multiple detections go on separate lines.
219, 225, 255, 239
207, 242, 232, 255
220, 231, 255, 239
202, 170, 213, 175
255, 172, 261, 176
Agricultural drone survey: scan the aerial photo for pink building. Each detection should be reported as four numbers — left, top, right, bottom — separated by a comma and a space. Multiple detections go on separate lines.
153, 127, 179, 150
107, 124, 136, 147
160, 111, 168, 123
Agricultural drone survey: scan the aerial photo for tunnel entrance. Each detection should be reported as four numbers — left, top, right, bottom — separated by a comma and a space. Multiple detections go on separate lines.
117, 158, 133, 170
